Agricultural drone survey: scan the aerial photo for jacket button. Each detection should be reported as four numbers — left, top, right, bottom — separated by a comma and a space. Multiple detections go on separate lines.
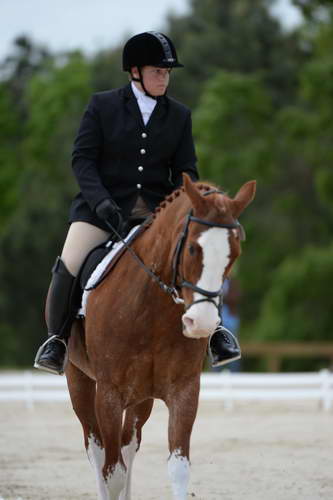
140, 148, 146, 154
137, 183, 142, 189
141, 132, 147, 138
138, 166, 144, 172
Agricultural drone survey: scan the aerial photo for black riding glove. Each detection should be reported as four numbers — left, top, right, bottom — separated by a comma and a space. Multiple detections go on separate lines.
95, 198, 123, 234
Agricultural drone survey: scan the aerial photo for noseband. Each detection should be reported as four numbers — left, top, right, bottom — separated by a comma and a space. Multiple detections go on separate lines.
104, 189, 242, 311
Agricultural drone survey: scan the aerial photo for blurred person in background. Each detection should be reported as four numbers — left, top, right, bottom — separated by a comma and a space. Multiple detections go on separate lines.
212, 276, 242, 373
34, 31, 240, 375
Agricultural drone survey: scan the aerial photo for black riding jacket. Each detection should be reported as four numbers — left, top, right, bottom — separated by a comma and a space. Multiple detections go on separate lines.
69, 83, 199, 230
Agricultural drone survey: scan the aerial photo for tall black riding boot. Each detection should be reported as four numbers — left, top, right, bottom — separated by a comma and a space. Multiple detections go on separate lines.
208, 325, 241, 368
34, 257, 75, 375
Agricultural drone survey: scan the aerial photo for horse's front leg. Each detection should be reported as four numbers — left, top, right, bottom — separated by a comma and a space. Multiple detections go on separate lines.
66, 362, 109, 499
119, 398, 154, 500
166, 377, 200, 500
95, 383, 126, 499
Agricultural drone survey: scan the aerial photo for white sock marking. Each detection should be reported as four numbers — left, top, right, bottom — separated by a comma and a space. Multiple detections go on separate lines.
105, 462, 126, 499
87, 435, 109, 500
168, 449, 190, 500
119, 429, 138, 500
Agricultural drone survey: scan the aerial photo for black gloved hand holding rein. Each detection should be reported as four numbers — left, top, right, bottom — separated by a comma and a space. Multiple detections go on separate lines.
95, 198, 124, 235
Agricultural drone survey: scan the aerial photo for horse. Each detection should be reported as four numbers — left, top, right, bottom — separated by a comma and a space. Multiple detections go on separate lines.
66, 173, 256, 500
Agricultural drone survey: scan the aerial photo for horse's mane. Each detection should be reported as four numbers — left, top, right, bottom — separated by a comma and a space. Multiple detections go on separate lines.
152, 181, 220, 220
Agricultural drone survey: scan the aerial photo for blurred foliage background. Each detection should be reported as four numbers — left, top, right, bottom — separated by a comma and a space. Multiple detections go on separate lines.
0, 0, 332, 370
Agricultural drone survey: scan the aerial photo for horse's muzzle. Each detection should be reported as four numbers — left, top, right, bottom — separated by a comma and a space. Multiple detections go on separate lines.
181, 312, 218, 339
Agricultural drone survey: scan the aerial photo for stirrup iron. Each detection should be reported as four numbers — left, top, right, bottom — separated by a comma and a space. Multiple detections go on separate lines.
34, 335, 69, 375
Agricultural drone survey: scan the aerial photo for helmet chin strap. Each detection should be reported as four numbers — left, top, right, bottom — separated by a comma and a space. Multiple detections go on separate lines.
131, 68, 167, 99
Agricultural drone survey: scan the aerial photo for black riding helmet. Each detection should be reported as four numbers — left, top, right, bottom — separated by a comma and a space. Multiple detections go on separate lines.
123, 31, 184, 97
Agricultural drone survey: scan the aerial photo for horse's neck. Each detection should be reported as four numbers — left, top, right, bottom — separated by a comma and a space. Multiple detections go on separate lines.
135, 192, 190, 281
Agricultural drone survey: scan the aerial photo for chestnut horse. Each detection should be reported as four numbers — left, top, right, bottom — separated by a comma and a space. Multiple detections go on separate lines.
66, 174, 256, 500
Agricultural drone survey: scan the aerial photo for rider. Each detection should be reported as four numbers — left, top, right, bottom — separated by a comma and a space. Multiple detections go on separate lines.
34, 31, 240, 375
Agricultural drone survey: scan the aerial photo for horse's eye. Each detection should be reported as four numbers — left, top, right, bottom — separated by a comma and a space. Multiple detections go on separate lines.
188, 244, 196, 256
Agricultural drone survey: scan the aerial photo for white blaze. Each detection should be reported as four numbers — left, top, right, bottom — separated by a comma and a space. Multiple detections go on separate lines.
182, 227, 231, 338
168, 449, 190, 500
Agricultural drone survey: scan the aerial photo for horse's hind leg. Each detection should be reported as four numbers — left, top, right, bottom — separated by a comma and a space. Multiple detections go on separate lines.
120, 398, 154, 500
66, 362, 108, 499
166, 379, 200, 500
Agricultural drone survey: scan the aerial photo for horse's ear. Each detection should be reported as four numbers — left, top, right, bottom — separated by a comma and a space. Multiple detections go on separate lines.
183, 173, 206, 212
231, 180, 257, 218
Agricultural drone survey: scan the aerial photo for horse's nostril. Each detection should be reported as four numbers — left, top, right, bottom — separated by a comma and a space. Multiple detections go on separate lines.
182, 316, 194, 330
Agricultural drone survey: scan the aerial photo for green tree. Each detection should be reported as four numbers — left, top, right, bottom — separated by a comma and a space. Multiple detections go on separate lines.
0, 46, 93, 366
0, 84, 21, 223
166, 0, 304, 108
0, 36, 51, 226
193, 71, 273, 188
2, 0, 333, 369
193, 12, 333, 344
292, 0, 333, 19
193, 70, 278, 322
254, 243, 333, 343
90, 46, 127, 92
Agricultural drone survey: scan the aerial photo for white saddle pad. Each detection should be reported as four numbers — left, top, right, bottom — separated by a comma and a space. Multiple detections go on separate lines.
79, 225, 140, 316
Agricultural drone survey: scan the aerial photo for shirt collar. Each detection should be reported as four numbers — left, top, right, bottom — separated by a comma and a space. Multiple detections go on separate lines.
131, 81, 156, 104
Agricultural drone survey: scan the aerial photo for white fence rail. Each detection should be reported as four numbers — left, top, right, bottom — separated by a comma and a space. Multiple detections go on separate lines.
200, 370, 333, 410
0, 370, 332, 410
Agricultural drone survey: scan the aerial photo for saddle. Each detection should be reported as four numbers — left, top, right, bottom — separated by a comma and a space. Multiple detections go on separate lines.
79, 239, 114, 291
70, 219, 151, 318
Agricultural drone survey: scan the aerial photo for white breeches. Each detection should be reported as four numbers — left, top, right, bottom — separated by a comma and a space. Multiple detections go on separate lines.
61, 222, 110, 277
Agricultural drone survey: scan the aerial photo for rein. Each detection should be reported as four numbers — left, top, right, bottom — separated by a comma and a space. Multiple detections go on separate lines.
105, 189, 241, 309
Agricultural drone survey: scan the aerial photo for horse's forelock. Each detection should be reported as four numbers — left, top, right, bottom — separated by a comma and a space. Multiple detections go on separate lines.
197, 183, 217, 192
213, 195, 230, 215
195, 185, 231, 219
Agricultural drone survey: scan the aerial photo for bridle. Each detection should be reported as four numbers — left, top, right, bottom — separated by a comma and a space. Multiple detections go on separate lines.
169, 190, 241, 312
104, 189, 242, 311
